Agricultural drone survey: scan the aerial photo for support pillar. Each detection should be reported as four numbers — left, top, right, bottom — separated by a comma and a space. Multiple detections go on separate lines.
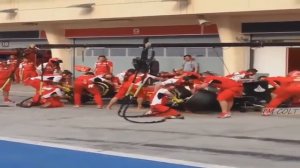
211, 16, 249, 75
44, 27, 73, 71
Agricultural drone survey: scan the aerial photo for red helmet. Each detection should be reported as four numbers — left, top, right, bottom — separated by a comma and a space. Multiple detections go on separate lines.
288, 71, 300, 77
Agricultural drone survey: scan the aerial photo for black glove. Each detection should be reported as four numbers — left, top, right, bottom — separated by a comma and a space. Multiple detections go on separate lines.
157, 93, 165, 99
94, 77, 102, 83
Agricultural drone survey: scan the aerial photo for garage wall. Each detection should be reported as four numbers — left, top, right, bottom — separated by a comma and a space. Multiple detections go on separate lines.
74, 36, 224, 76
0, 36, 225, 76
251, 33, 300, 77
0, 39, 47, 49
253, 47, 287, 76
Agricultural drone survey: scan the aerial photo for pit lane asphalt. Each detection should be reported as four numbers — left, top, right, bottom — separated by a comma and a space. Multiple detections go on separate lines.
0, 84, 300, 168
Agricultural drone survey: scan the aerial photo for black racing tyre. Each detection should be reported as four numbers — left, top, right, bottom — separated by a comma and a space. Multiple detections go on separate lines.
96, 81, 116, 98
184, 90, 220, 113
172, 86, 192, 99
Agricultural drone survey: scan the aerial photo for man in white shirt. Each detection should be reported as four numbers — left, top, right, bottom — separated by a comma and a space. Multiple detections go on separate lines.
181, 55, 199, 73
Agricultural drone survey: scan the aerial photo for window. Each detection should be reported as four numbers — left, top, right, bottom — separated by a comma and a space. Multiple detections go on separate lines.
110, 48, 126, 56
128, 47, 165, 57
85, 49, 93, 56
166, 47, 185, 56
207, 47, 223, 57
186, 47, 206, 57
153, 48, 164, 57
93, 48, 109, 56
76, 48, 86, 57
128, 48, 143, 57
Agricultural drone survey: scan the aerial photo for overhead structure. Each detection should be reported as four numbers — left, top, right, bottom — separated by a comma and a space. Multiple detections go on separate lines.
36, 42, 300, 49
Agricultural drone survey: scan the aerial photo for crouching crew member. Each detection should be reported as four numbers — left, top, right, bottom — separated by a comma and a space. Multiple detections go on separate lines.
37, 58, 62, 75
74, 72, 103, 108
226, 68, 258, 81
22, 76, 64, 108
146, 83, 183, 119
195, 75, 243, 118
262, 71, 300, 116
106, 69, 140, 110
155, 72, 200, 94
39, 83, 64, 108
107, 69, 157, 110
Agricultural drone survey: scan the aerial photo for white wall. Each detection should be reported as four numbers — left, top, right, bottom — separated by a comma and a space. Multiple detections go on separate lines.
253, 47, 287, 76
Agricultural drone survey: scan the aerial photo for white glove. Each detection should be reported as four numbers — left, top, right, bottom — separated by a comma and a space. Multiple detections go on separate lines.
88, 84, 94, 88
